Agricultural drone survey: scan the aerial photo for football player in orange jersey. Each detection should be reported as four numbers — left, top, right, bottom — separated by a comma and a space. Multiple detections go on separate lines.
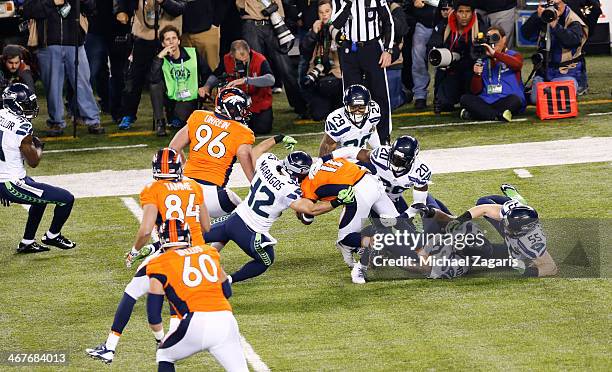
302, 158, 405, 284
169, 88, 254, 218
86, 148, 211, 364
147, 219, 248, 372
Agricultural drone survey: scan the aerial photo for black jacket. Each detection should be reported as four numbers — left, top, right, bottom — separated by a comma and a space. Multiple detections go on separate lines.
182, 0, 229, 34
474, 0, 516, 14
90, 0, 130, 38
403, 2, 440, 29
23, 0, 96, 47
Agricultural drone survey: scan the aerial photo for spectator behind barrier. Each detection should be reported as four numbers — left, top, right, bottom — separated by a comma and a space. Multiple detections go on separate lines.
150, 26, 212, 137
428, 0, 485, 114
299, 0, 343, 121
459, 26, 525, 122
23, 0, 105, 136
521, 0, 588, 104
0, 45, 35, 94
386, 0, 411, 111
202, 40, 275, 134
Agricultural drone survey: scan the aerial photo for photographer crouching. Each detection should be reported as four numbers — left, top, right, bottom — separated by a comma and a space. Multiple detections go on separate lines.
150, 26, 212, 137
202, 40, 275, 134
459, 26, 525, 122
521, 0, 588, 104
300, 0, 342, 121
428, 0, 485, 113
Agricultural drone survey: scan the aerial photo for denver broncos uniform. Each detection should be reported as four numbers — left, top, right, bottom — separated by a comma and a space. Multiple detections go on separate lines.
204, 153, 303, 282
368, 145, 432, 213
302, 158, 399, 265
184, 110, 255, 218
147, 245, 247, 371
324, 100, 381, 149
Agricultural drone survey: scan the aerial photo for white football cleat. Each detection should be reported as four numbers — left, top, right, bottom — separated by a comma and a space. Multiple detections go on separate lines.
86, 343, 115, 364
351, 262, 366, 284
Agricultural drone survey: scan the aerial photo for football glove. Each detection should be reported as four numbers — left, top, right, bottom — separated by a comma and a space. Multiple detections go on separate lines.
445, 219, 462, 234
0, 196, 10, 207
281, 135, 297, 151
125, 244, 154, 268
308, 157, 323, 179
338, 186, 355, 204
410, 203, 436, 218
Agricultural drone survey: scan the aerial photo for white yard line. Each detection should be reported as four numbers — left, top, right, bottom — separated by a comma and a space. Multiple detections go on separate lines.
240, 335, 271, 372
399, 118, 528, 130
587, 112, 612, 117
31, 137, 612, 198
44, 144, 148, 154
513, 169, 533, 178
120, 197, 143, 222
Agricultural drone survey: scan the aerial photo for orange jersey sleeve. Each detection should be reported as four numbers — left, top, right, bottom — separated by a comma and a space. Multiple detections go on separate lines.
139, 179, 205, 246
183, 110, 255, 187
301, 158, 367, 201
146, 245, 232, 314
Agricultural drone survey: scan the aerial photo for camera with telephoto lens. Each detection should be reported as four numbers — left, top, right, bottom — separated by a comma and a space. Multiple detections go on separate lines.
260, 0, 295, 54
471, 32, 501, 60
541, 0, 560, 23
428, 48, 461, 68
304, 58, 326, 88
234, 60, 247, 77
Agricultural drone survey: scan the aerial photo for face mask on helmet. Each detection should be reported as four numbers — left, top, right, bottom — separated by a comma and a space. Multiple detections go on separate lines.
21, 95, 39, 119
152, 148, 183, 181
345, 102, 369, 128
389, 150, 415, 177
283, 152, 312, 181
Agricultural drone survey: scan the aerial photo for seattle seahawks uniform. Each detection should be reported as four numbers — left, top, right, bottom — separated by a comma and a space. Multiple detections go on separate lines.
0, 108, 32, 182
324, 100, 381, 149
368, 145, 432, 210
500, 199, 547, 260
204, 153, 303, 282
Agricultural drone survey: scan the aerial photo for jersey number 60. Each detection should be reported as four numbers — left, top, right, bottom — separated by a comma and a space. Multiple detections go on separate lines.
182, 254, 219, 287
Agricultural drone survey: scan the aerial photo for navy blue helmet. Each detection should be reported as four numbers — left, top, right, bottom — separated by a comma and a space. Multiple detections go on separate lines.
343, 84, 371, 128
389, 135, 419, 177
503, 205, 540, 238
152, 147, 183, 181
2, 83, 39, 119
283, 151, 313, 181
215, 87, 251, 124
158, 218, 191, 249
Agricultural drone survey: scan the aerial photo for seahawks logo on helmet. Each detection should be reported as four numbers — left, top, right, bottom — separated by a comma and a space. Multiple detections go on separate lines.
2, 83, 39, 120
282, 151, 313, 182
503, 205, 540, 238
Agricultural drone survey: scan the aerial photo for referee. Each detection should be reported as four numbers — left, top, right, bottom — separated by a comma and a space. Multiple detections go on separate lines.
331, 0, 395, 144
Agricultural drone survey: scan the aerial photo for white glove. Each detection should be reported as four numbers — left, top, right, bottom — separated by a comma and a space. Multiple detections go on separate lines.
309, 157, 324, 179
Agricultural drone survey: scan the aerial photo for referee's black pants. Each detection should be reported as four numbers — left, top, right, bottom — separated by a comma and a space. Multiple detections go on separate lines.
339, 42, 391, 144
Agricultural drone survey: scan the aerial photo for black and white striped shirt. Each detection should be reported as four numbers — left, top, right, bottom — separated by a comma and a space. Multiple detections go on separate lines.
331, 0, 395, 50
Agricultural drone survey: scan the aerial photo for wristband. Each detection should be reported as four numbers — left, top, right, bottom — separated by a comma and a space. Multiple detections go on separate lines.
274, 134, 285, 144
330, 198, 342, 208
456, 211, 473, 224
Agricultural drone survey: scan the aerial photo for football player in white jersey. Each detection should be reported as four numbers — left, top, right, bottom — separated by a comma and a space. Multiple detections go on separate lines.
447, 185, 558, 277
319, 84, 381, 156
314, 135, 431, 220
0, 83, 76, 253
204, 139, 355, 283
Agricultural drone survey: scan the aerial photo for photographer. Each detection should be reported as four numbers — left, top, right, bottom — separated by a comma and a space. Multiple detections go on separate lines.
300, 0, 342, 121
0, 45, 35, 93
150, 26, 211, 137
459, 26, 525, 122
428, 0, 484, 113
236, 0, 307, 118
521, 0, 588, 104
202, 40, 275, 134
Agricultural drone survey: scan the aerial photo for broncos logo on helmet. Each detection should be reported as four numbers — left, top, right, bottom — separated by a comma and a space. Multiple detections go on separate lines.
158, 218, 191, 249
152, 148, 183, 181
214, 87, 252, 124
2, 83, 39, 120
282, 151, 313, 182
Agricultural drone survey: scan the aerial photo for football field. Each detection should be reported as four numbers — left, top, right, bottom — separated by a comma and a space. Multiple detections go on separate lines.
0, 56, 611, 370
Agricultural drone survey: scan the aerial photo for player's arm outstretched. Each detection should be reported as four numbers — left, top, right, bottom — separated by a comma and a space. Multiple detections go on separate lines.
250, 134, 298, 167
125, 204, 158, 267
290, 186, 356, 216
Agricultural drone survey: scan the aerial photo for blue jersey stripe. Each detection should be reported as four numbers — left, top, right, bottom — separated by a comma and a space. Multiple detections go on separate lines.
328, 126, 351, 138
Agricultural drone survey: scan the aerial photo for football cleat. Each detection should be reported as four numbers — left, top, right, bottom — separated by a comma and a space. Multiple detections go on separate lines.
41, 234, 76, 250
459, 108, 472, 120
351, 262, 367, 284
16, 241, 50, 254
501, 184, 528, 205
86, 343, 115, 364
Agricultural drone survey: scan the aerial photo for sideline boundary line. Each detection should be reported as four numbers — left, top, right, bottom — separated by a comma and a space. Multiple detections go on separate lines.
45, 144, 148, 154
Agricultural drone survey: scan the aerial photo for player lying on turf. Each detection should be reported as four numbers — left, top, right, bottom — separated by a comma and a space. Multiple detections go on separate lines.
318, 84, 381, 156
204, 140, 355, 283
147, 218, 248, 372
302, 156, 418, 284
0, 83, 76, 253
86, 148, 211, 364
170, 87, 267, 219
447, 184, 558, 277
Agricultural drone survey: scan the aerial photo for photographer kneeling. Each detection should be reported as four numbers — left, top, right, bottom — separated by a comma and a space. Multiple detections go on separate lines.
202, 40, 275, 134
521, 0, 588, 104
428, 0, 485, 113
459, 26, 525, 122
150, 26, 212, 137
300, 0, 342, 121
